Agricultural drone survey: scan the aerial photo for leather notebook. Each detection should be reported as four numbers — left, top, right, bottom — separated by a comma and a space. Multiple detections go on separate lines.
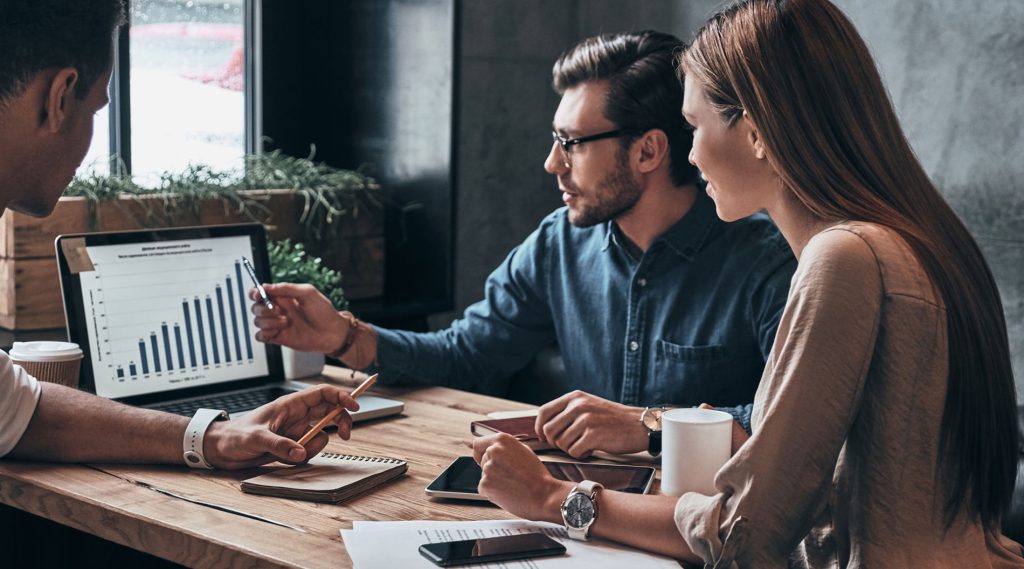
470, 416, 553, 451
240, 453, 407, 503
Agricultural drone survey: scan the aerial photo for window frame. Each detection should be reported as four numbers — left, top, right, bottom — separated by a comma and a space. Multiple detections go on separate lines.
103, 0, 260, 175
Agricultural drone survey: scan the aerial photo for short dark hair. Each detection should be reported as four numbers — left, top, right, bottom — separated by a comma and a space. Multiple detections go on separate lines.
0, 0, 125, 105
552, 31, 698, 187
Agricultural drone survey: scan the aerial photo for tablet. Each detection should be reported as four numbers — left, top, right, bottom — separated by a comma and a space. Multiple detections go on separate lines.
425, 456, 656, 500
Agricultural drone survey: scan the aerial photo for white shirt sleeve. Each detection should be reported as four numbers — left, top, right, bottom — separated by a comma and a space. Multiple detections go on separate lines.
0, 350, 42, 457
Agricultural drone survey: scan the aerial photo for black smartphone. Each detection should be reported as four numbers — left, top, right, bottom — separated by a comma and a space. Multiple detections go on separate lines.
418, 532, 566, 567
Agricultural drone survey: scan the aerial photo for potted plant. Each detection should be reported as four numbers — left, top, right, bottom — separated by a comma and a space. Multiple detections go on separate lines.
0, 150, 383, 330
268, 238, 347, 379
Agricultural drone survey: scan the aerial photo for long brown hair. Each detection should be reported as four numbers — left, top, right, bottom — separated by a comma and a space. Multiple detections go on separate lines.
682, 0, 1017, 531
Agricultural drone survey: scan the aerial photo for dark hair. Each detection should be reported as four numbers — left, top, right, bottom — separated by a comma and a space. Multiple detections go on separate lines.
0, 0, 125, 104
684, 0, 1018, 532
552, 30, 699, 187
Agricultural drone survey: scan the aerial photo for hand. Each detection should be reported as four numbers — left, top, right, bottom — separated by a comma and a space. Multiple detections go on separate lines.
534, 390, 648, 458
203, 384, 360, 469
473, 433, 572, 522
250, 283, 350, 354
698, 403, 750, 454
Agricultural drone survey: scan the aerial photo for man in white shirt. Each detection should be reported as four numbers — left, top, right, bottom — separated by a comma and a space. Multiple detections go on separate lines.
0, 0, 358, 468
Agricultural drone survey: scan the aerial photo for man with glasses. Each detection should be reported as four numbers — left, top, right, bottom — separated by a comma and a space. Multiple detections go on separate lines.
252, 31, 796, 458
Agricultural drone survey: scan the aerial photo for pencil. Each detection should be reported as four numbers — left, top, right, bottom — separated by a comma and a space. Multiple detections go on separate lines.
296, 373, 378, 446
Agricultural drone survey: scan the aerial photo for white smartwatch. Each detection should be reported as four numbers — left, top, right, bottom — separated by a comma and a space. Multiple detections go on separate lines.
182, 408, 230, 469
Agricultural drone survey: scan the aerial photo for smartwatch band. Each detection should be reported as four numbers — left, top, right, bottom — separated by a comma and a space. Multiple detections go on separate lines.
183, 408, 230, 469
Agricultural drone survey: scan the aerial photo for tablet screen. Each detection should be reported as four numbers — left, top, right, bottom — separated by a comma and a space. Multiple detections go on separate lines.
426, 456, 656, 498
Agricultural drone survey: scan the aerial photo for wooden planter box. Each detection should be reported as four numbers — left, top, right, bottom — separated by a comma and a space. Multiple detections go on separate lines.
0, 190, 383, 330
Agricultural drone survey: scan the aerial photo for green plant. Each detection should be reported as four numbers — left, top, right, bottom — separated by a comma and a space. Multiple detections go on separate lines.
64, 149, 380, 236
268, 239, 348, 310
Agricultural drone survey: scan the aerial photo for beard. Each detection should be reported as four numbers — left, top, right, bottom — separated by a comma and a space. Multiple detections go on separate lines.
566, 150, 642, 228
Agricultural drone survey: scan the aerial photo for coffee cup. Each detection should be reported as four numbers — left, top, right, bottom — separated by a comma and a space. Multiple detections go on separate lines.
9, 341, 84, 388
660, 407, 733, 496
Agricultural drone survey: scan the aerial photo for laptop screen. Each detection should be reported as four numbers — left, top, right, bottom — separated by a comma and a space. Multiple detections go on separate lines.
56, 224, 283, 405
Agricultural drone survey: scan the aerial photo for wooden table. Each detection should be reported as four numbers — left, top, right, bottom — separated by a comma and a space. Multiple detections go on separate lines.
0, 367, 652, 568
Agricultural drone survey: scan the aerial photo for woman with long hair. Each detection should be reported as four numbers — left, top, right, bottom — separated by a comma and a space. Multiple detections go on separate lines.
472, 0, 1024, 566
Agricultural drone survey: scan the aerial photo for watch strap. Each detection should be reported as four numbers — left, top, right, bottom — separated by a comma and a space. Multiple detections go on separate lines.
183, 408, 229, 469
648, 430, 662, 457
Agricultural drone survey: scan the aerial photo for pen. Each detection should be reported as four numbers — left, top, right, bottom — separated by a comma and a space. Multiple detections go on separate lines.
241, 256, 274, 310
297, 373, 378, 446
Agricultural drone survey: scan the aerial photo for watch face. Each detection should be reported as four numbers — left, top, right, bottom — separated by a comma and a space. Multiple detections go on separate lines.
564, 492, 595, 529
642, 407, 663, 431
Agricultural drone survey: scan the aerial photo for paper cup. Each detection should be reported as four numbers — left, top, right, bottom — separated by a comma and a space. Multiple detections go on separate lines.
9, 341, 84, 388
660, 408, 733, 496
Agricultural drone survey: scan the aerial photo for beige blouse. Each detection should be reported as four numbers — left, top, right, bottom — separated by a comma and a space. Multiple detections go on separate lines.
673, 222, 1024, 568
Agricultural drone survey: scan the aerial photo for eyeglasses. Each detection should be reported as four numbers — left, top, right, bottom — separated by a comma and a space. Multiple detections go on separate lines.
551, 129, 634, 168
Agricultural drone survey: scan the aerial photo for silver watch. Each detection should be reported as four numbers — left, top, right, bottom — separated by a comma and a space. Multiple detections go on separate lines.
561, 480, 603, 540
640, 406, 667, 433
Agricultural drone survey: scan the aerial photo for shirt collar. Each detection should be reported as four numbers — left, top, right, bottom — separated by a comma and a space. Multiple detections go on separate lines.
601, 189, 720, 260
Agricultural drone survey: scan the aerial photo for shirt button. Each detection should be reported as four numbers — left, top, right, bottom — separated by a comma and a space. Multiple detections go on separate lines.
637, 278, 647, 288
629, 341, 640, 352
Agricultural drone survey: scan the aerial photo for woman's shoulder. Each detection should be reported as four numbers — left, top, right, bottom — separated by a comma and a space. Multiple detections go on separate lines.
803, 221, 941, 307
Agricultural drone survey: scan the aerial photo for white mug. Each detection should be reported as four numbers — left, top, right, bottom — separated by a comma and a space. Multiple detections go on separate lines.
660, 408, 733, 496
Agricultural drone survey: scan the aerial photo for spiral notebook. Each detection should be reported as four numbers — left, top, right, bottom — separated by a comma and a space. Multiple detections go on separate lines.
241, 453, 408, 503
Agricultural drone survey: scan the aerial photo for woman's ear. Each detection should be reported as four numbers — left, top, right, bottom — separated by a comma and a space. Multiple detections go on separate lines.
742, 110, 767, 161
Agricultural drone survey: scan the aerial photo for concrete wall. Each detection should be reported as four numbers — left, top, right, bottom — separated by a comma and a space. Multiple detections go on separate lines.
448, 0, 1024, 394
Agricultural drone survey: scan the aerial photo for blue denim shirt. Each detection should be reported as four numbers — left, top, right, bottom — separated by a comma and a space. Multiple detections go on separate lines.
375, 191, 795, 419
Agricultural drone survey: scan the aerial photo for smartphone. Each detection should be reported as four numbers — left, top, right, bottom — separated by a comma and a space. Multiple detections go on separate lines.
425, 455, 656, 500
418, 533, 566, 567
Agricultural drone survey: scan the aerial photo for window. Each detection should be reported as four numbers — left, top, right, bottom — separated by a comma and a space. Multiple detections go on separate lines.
82, 0, 254, 183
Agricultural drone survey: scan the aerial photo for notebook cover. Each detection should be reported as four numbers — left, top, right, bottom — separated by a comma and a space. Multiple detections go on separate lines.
470, 416, 553, 451
240, 453, 407, 503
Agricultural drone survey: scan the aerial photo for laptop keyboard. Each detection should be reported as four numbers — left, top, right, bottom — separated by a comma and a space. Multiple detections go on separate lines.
150, 386, 299, 417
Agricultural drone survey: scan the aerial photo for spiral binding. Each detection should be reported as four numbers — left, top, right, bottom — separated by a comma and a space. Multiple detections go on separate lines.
320, 452, 405, 464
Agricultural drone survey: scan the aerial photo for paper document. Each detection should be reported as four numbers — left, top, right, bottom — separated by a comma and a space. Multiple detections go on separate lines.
341, 519, 681, 568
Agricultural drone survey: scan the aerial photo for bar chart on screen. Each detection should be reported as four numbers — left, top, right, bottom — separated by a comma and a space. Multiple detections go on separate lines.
78, 235, 270, 399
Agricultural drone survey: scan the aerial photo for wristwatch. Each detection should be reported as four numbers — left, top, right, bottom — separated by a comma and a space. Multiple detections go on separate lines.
641, 406, 667, 457
561, 480, 603, 540
183, 408, 230, 469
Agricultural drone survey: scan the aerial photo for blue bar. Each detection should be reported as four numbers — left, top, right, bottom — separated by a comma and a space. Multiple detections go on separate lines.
182, 300, 197, 367
206, 296, 220, 364
116, 367, 124, 379
235, 261, 253, 359
129, 362, 137, 377
216, 285, 231, 362
139, 341, 149, 374
226, 276, 242, 361
194, 297, 208, 366
150, 333, 161, 373
174, 324, 185, 369
161, 323, 173, 371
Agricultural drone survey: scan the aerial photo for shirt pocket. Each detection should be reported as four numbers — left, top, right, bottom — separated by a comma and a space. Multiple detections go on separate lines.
654, 339, 762, 407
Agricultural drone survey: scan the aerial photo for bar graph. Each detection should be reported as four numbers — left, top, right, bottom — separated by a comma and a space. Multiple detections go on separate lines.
78, 235, 271, 399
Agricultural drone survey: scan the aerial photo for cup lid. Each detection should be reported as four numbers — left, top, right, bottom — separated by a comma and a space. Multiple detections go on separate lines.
9, 341, 83, 362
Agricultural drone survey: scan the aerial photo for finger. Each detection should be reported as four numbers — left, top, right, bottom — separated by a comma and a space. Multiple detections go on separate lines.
253, 429, 307, 463
302, 431, 330, 460
335, 413, 353, 441
535, 394, 573, 443
566, 434, 594, 459
698, 403, 716, 410
473, 433, 501, 463
540, 405, 579, 446
255, 330, 279, 344
262, 282, 321, 299
253, 315, 288, 330
553, 419, 587, 456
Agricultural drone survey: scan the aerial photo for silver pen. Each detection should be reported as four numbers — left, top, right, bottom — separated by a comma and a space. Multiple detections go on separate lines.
241, 256, 275, 310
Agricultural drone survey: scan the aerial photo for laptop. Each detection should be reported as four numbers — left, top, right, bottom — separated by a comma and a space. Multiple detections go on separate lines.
55, 223, 402, 422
